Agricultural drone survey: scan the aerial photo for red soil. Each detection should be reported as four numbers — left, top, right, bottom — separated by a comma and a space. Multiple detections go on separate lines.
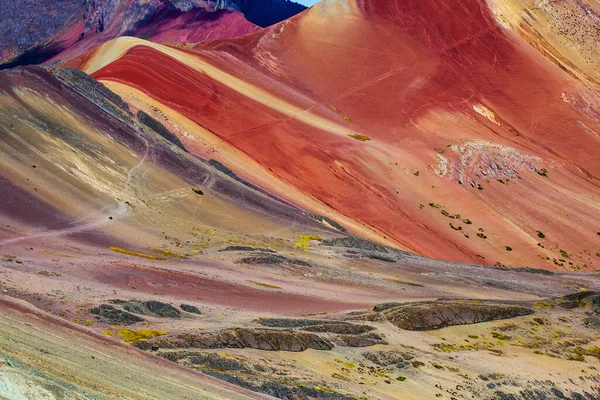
91, 0, 600, 270
47, 8, 258, 66
79, 260, 367, 313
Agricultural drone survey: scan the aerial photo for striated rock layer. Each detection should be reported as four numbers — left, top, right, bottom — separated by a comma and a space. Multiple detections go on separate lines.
2, 1, 600, 399
81, 0, 600, 270
0, 0, 260, 67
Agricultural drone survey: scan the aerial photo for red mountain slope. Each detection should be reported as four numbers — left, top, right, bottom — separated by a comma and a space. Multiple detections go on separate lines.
82, 0, 600, 270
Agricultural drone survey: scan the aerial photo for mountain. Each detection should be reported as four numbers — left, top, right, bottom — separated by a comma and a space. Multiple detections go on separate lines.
224, 0, 308, 27
1, 0, 600, 399
0, 0, 261, 68
81, 0, 600, 270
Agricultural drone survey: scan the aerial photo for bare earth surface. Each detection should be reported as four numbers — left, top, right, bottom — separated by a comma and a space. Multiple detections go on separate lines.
1, 0, 600, 399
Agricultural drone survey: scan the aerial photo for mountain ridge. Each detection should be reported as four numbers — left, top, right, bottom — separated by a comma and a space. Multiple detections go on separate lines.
0, 0, 307, 68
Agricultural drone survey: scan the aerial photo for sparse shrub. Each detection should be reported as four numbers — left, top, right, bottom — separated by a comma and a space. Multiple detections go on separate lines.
536, 230, 545, 239
449, 223, 462, 231
348, 133, 370, 141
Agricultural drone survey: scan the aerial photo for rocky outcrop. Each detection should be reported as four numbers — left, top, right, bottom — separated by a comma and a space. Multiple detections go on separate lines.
136, 328, 334, 351
109, 299, 181, 318
257, 318, 349, 328
237, 254, 311, 267
52, 68, 131, 119
362, 350, 413, 366
300, 323, 375, 335
559, 292, 600, 331
157, 350, 354, 399
374, 301, 534, 331
135, 317, 384, 351
180, 304, 201, 314
321, 237, 409, 263
89, 304, 145, 324
558, 291, 600, 309
208, 159, 257, 190
235, 329, 333, 351
138, 110, 185, 150
219, 246, 275, 253
330, 333, 386, 347
160, 350, 250, 371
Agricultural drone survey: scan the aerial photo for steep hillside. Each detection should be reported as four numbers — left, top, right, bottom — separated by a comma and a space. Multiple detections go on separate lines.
82, 0, 600, 270
0, 0, 260, 68
2, 1, 600, 398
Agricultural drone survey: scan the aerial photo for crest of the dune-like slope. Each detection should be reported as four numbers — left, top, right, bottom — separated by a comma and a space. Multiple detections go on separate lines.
79, 0, 600, 270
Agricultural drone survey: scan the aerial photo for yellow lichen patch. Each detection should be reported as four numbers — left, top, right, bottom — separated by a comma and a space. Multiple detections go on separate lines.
117, 328, 167, 344
148, 248, 187, 259
295, 235, 322, 248
246, 280, 281, 289
102, 330, 115, 337
298, 384, 341, 395
533, 302, 552, 309
347, 133, 370, 141
384, 278, 424, 287
109, 247, 166, 260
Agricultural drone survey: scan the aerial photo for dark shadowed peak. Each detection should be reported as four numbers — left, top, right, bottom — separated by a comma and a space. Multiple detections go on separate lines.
223, 0, 307, 27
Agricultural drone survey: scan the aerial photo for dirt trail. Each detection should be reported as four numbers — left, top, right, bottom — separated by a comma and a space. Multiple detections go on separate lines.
0, 131, 149, 246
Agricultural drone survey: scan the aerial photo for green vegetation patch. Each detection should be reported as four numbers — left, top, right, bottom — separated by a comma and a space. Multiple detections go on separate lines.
348, 133, 371, 141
